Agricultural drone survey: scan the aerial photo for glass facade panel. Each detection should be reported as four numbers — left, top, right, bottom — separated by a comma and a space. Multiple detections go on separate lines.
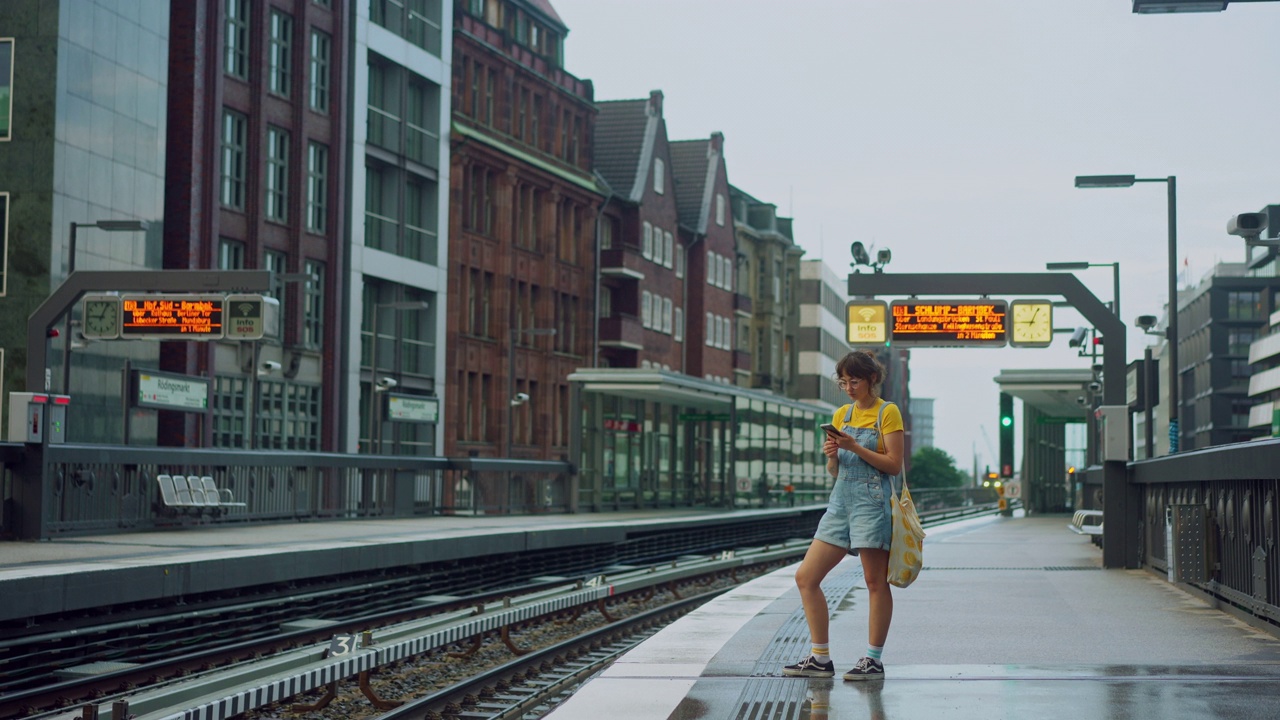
0, 193, 7, 296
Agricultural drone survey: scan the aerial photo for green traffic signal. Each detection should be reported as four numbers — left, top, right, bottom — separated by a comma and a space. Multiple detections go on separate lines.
1001, 415, 1012, 427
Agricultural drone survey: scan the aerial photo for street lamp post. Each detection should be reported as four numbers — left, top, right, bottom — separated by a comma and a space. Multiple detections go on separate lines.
63, 220, 150, 394
507, 327, 556, 457
1045, 261, 1120, 320
366, 300, 430, 454
1074, 174, 1178, 453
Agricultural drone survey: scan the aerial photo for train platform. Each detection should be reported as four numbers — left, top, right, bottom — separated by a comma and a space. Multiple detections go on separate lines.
549, 514, 1280, 720
0, 506, 819, 624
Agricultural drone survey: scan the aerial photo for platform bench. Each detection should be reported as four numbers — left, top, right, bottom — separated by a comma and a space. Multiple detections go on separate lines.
1068, 509, 1104, 536
156, 474, 247, 514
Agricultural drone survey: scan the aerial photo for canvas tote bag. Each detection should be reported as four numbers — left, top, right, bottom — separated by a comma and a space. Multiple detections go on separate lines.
876, 402, 925, 588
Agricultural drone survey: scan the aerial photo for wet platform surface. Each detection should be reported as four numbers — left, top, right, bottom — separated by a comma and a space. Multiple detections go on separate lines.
550, 514, 1280, 720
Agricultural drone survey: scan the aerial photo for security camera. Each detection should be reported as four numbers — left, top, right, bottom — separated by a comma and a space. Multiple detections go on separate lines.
1135, 314, 1157, 331
510, 392, 530, 407
876, 248, 892, 266
850, 241, 870, 266
375, 377, 398, 390
1227, 212, 1267, 241
1088, 381, 1102, 393
1068, 327, 1089, 348
1076, 395, 1088, 406
259, 360, 282, 373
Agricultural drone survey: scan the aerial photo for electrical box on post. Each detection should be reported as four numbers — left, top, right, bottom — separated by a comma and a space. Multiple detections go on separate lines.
7, 392, 45, 443
1094, 405, 1130, 462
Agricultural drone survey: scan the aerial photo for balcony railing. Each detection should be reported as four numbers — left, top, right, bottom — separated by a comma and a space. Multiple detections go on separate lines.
599, 248, 648, 279
598, 314, 646, 349
734, 293, 753, 315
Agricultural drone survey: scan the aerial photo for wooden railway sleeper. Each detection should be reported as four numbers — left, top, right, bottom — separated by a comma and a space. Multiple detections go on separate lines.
358, 669, 404, 709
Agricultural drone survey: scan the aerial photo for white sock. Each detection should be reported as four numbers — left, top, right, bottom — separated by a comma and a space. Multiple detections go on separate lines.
811, 642, 830, 663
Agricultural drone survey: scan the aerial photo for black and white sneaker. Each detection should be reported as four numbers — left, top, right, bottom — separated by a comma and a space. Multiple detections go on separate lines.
842, 656, 884, 681
782, 655, 835, 677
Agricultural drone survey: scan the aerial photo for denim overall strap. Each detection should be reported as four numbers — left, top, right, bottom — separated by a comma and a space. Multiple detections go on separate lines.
836, 402, 891, 484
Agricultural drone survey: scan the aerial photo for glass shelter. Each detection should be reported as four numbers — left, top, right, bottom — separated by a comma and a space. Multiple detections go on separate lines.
568, 369, 835, 510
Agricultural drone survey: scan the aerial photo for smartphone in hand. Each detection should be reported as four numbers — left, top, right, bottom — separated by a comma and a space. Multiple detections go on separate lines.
820, 423, 840, 436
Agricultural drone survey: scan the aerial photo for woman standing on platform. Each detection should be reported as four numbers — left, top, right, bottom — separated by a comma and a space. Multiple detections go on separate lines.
783, 350, 904, 681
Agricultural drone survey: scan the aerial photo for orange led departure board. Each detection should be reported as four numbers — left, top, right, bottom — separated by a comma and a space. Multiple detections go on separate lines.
889, 300, 1008, 347
120, 295, 225, 340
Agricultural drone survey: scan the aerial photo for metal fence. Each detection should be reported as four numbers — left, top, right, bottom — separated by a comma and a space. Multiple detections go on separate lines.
1132, 437, 1280, 631
0, 443, 574, 540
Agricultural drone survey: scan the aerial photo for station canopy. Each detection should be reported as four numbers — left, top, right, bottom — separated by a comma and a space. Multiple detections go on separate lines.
993, 368, 1095, 419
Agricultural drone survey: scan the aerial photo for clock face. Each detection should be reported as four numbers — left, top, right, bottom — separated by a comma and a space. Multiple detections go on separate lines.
83, 298, 120, 339
1010, 301, 1052, 347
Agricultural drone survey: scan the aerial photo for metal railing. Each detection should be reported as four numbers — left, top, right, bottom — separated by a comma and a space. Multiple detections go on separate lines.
1131, 437, 1280, 631
0, 443, 573, 540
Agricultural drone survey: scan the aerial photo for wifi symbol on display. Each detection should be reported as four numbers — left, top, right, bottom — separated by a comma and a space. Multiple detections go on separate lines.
858, 308, 876, 322
237, 303, 255, 316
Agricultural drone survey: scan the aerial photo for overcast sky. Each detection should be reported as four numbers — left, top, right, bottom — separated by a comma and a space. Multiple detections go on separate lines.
551, 0, 1280, 473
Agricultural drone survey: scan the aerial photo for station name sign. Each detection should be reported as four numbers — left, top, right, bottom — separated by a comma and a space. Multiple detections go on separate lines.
889, 300, 1008, 347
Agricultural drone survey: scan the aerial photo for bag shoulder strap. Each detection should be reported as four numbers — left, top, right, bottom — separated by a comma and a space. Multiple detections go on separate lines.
875, 401, 906, 492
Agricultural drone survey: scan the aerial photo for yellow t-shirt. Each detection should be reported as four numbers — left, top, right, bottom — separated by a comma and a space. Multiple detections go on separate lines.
832, 399, 904, 452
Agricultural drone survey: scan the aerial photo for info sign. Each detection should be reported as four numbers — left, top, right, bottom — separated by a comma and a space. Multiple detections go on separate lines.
120, 294, 225, 340
889, 300, 1008, 347
845, 300, 888, 345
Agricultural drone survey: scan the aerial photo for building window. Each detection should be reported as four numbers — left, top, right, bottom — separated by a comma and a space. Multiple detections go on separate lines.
405, 176, 438, 263
0, 193, 8, 296
465, 164, 495, 235
212, 376, 249, 448
264, 249, 288, 317
1228, 290, 1263, 321
642, 290, 652, 328
600, 285, 613, 318
663, 298, 673, 334
224, 0, 249, 80
0, 39, 10, 138
306, 141, 327, 233
675, 242, 684, 278
265, 126, 289, 222
303, 260, 324, 349
257, 380, 321, 450
600, 215, 615, 250
663, 231, 673, 269
309, 29, 330, 113
218, 237, 245, 269
485, 67, 496, 126
653, 157, 664, 194
674, 307, 683, 341
407, 0, 443, 56
268, 10, 293, 97
220, 109, 247, 209
406, 77, 441, 168
716, 193, 725, 226
642, 221, 652, 260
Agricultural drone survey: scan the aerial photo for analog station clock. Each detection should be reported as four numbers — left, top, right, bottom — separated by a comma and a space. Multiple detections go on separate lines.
1010, 300, 1052, 348
82, 296, 121, 340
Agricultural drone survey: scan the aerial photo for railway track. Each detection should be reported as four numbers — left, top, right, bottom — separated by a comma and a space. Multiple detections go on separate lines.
16, 542, 808, 720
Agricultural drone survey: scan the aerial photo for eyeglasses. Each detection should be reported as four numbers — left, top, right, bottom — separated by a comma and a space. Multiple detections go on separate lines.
837, 378, 860, 390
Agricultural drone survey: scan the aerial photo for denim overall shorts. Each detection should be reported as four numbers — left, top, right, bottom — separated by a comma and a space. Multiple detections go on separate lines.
814, 403, 894, 555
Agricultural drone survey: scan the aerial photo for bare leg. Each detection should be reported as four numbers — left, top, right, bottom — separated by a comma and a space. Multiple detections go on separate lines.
794, 539, 848, 645
858, 548, 893, 647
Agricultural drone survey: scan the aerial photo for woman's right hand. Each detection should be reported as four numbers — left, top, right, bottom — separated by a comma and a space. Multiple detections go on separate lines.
823, 434, 841, 459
